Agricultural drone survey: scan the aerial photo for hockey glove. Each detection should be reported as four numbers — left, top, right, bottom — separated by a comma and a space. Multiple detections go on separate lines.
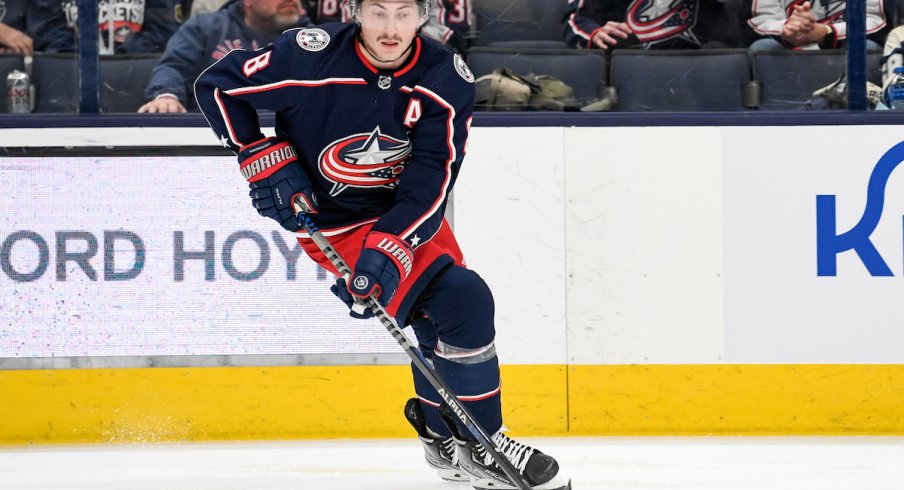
239, 137, 317, 232
336, 232, 414, 317
331, 277, 373, 319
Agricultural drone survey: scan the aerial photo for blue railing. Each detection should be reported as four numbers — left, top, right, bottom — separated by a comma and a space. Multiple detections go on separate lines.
2, 111, 904, 132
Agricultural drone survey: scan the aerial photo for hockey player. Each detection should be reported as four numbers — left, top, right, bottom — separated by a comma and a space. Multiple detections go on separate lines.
194, 0, 570, 488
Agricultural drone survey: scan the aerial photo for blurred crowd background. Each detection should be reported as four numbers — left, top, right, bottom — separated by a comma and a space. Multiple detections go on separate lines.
1, 0, 903, 113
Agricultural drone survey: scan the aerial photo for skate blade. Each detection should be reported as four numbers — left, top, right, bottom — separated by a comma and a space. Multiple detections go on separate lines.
538, 478, 573, 490
436, 467, 469, 482
470, 478, 572, 490
546, 480, 572, 490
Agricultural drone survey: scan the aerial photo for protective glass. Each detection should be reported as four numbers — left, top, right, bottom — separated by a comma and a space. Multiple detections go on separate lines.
357, 3, 425, 31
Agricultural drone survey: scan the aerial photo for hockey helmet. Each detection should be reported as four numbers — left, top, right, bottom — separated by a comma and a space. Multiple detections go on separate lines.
349, 0, 431, 27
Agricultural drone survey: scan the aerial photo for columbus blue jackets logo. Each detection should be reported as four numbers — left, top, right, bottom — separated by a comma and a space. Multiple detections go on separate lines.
319, 127, 412, 197
626, 0, 700, 46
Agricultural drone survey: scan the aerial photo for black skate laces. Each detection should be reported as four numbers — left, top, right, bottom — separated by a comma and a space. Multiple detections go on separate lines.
479, 431, 535, 473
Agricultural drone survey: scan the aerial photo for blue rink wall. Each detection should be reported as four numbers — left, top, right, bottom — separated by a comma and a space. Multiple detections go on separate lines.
1, 113, 903, 443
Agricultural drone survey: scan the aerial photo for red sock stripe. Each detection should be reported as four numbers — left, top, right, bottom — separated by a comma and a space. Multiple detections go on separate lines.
417, 396, 441, 407
456, 384, 501, 402
417, 383, 501, 407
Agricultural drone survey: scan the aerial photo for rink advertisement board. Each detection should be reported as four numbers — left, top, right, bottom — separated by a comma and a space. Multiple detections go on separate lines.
1, 123, 903, 441
1, 126, 903, 363
721, 128, 904, 363
459, 125, 904, 365
0, 155, 401, 359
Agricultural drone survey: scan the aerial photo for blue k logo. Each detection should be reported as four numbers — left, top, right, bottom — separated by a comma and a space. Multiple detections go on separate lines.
816, 141, 904, 276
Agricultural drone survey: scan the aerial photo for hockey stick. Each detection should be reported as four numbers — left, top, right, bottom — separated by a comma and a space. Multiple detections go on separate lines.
293, 201, 533, 490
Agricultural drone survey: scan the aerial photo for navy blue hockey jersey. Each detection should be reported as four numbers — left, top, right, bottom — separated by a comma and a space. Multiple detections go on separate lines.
195, 22, 475, 250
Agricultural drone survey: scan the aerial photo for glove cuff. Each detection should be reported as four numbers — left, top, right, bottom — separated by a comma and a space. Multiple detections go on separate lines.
364, 232, 414, 280
239, 138, 298, 183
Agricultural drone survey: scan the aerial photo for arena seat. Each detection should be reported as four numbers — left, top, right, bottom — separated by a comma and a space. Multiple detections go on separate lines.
32, 53, 79, 113
0, 54, 26, 113
33, 53, 163, 113
99, 54, 161, 112
751, 50, 883, 110
610, 49, 751, 111
466, 47, 607, 105
473, 0, 569, 48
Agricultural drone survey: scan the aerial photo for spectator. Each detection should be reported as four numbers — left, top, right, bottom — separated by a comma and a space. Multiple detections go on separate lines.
0, 0, 33, 56
310, 0, 471, 52
31, 0, 182, 54
138, 0, 312, 113
563, 0, 742, 50
881, 24, 903, 92
190, 0, 315, 19
422, 0, 472, 51
747, 0, 885, 53
190, 0, 229, 16
307, 0, 351, 23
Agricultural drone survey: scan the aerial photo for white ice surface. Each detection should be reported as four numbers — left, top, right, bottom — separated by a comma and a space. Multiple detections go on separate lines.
1, 437, 903, 490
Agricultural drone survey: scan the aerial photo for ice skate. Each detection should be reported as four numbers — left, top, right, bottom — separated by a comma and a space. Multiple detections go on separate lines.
403, 398, 469, 482
440, 405, 572, 490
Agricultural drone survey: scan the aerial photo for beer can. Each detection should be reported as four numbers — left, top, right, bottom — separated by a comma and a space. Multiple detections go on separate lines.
7, 70, 31, 114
